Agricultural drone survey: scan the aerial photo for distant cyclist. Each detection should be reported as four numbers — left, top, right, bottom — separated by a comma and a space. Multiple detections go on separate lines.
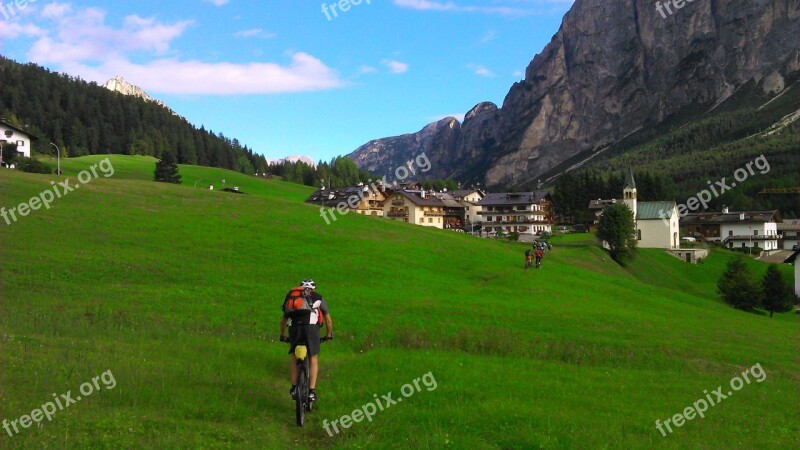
280, 279, 333, 403
535, 247, 544, 269
525, 248, 533, 270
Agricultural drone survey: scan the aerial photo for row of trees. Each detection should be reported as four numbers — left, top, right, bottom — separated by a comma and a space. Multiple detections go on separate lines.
264, 157, 462, 191
552, 170, 670, 224
266, 157, 374, 188
0, 56, 268, 175
718, 259, 796, 316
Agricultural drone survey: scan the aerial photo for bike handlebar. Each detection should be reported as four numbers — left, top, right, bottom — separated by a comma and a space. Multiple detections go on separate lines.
279, 336, 333, 343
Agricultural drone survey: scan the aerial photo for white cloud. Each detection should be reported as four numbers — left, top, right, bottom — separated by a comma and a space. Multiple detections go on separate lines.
383, 59, 409, 74
204, 0, 230, 6
235, 28, 276, 38
358, 65, 379, 74
56, 53, 344, 95
469, 64, 495, 77
0, 20, 44, 39
393, 0, 573, 15
41, 2, 72, 19
17, 5, 342, 95
477, 30, 498, 44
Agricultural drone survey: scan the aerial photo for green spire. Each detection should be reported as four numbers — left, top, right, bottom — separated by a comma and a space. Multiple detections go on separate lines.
624, 166, 636, 190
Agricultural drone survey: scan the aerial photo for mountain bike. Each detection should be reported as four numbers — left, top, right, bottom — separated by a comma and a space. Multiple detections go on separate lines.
284, 335, 330, 427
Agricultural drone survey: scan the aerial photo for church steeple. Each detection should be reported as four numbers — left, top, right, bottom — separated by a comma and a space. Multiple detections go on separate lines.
623, 166, 637, 221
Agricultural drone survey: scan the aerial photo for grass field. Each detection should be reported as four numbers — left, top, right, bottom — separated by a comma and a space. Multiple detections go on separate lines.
1, 156, 798, 449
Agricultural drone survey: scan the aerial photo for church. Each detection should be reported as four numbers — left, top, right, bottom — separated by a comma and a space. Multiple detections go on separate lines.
598, 168, 680, 250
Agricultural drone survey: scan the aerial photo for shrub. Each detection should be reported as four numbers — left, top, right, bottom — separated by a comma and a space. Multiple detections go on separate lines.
732, 246, 763, 256
16, 157, 53, 174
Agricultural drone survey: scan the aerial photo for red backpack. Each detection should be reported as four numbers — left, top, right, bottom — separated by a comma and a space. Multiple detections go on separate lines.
284, 287, 312, 317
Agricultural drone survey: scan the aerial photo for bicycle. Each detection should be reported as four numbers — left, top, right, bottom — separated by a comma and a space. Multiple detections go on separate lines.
282, 335, 330, 426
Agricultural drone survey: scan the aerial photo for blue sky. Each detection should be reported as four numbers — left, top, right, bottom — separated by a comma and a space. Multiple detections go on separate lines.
0, 0, 575, 161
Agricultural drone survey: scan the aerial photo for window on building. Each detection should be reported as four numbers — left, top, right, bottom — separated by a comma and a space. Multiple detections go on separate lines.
16, 140, 24, 147
637, 230, 642, 240
419, 218, 424, 223
754, 230, 759, 236
428, 218, 433, 223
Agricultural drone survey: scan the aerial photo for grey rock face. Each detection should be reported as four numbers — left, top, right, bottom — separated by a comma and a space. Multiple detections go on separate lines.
349, 0, 800, 188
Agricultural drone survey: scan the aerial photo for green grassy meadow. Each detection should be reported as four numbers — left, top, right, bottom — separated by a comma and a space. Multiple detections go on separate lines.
1, 156, 798, 449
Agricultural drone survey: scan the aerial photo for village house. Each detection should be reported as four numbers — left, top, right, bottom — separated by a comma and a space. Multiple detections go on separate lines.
478, 191, 553, 236
306, 183, 386, 216
0, 118, 35, 163
784, 250, 800, 297
777, 219, 800, 250
451, 189, 485, 232
382, 190, 446, 229
432, 192, 466, 230
681, 208, 782, 253
588, 199, 617, 233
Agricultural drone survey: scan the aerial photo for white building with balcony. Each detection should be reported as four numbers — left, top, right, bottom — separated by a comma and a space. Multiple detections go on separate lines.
682, 209, 782, 253
477, 192, 552, 235
382, 190, 446, 229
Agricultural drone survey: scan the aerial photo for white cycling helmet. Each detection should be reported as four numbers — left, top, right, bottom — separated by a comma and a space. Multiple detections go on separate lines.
300, 279, 316, 290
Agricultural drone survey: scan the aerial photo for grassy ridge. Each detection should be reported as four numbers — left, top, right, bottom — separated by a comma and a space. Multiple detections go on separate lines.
1, 156, 798, 449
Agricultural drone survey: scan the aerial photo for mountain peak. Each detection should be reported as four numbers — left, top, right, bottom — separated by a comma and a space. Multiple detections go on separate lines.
103, 76, 177, 115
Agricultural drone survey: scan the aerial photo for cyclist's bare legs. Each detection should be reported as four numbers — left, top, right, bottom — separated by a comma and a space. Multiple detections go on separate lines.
290, 357, 298, 384
310, 355, 319, 389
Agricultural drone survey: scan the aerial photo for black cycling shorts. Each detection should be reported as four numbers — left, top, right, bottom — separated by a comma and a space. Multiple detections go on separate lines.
288, 325, 320, 357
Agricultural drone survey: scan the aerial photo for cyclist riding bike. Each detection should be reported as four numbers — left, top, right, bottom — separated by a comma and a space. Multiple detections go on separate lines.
280, 279, 333, 403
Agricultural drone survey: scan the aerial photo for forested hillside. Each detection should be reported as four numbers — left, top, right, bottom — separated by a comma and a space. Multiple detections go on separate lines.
0, 56, 268, 174
550, 79, 800, 220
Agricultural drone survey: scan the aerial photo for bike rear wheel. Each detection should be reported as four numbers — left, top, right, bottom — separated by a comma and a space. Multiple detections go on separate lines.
296, 363, 307, 426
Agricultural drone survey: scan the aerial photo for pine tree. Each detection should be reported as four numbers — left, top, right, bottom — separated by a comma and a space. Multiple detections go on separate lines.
761, 264, 794, 317
717, 257, 762, 311
154, 151, 182, 184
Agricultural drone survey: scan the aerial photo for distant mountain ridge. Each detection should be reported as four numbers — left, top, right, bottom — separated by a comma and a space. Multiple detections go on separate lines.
267, 155, 317, 167
348, 0, 800, 189
103, 76, 178, 116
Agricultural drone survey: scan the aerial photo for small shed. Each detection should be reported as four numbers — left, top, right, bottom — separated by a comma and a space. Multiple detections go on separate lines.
784, 250, 800, 297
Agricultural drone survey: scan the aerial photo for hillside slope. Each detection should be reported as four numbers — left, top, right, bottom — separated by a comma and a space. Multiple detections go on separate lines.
0, 156, 798, 448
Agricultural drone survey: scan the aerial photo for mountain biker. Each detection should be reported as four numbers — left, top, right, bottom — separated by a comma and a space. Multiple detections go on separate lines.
525, 248, 533, 269
280, 279, 333, 404
535, 247, 544, 268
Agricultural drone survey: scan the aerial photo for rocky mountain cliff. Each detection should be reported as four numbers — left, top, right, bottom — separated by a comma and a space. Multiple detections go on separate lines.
103, 76, 177, 115
348, 0, 800, 188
